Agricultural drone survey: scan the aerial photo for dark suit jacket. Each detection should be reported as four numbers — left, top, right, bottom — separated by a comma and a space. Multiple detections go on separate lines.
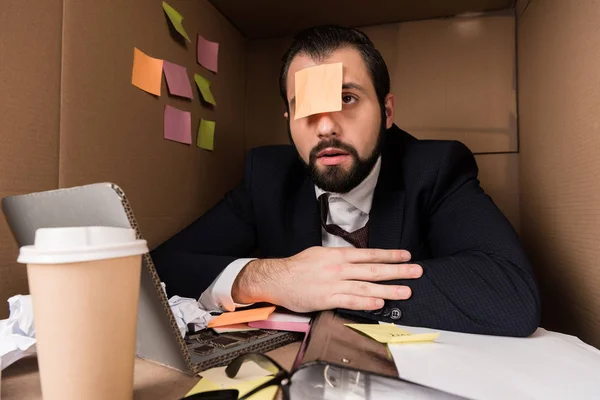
151, 125, 540, 337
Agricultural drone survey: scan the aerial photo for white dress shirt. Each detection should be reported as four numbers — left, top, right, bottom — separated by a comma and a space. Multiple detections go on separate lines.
198, 157, 382, 311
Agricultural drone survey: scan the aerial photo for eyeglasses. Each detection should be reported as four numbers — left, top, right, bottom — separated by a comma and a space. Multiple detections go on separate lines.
182, 352, 464, 400
181, 352, 292, 400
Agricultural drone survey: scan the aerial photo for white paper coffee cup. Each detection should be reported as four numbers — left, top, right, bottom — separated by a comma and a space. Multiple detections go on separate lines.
18, 226, 148, 400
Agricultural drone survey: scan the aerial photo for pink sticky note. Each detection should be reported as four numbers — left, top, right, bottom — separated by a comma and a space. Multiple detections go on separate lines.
163, 61, 193, 99
248, 311, 312, 333
164, 105, 191, 145
197, 35, 219, 73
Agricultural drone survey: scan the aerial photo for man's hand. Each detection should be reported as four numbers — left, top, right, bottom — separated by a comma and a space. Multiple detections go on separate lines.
231, 247, 423, 313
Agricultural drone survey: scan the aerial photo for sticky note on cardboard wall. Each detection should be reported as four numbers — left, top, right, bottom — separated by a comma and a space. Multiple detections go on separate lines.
162, 1, 191, 42
197, 119, 215, 150
164, 105, 191, 145
294, 62, 342, 120
197, 35, 219, 73
194, 73, 217, 106
132, 48, 163, 96
163, 60, 193, 99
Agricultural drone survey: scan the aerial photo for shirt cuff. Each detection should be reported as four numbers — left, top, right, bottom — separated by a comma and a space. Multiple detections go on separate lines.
198, 258, 256, 312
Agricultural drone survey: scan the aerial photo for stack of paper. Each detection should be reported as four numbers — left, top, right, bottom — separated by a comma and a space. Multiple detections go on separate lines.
209, 307, 312, 333
248, 312, 312, 333
387, 325, 600, 399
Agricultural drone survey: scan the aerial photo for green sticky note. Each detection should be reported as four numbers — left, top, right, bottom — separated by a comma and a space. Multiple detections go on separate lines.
194, 74, 217, 106
162, 1, 191, 42
197, 119, 216, 150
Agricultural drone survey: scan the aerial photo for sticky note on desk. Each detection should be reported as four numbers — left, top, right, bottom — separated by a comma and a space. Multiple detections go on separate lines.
162, 1, 191, 42
248, 311, 311, 333
188, 361, 277, 399
208, 306, 276, 328
194, 73, 217, 106
212, 323, 259, 334
294, 62, 342, 120
187, 376, 277, 400
132, 48, 163, 96
345, 323, 440, 344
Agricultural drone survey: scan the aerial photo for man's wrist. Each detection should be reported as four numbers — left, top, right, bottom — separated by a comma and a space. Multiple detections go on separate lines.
232, 259, 265, 304
232, 258, 289, 304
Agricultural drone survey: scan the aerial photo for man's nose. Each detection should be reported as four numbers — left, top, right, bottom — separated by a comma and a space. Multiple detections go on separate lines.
313, 112, 339, 139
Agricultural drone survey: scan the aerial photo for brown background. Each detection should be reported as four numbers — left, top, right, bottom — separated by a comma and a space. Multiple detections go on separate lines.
517, 0, 600, 345
1, 0, 598, 349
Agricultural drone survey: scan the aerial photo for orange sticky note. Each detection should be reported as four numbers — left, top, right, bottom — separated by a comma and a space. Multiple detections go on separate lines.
294, 62, 342, 120
208, 306, 276, 328
132, 48, 163, 96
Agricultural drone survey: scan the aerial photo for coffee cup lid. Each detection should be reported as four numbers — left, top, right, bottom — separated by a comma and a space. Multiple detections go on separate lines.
17, 226, 149, 264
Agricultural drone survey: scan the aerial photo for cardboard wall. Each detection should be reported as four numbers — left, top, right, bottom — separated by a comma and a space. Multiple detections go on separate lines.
0, 0, 63, 317
59, 0, 247, 250
210, 0, 514, 39
0, 0, 247, 318
517, 0, 600, 348
245, 13, 521, 231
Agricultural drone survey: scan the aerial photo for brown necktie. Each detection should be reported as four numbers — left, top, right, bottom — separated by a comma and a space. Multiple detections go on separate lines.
319, 194, 369, 248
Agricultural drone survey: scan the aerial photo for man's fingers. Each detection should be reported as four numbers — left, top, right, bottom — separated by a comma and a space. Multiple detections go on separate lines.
340, 263, 423, 281
341, 248, 411, 264
337, 281, 412, 300
328, 294, 385, 311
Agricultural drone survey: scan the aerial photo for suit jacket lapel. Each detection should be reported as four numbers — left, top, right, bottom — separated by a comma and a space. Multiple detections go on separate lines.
368, 128, 407, 250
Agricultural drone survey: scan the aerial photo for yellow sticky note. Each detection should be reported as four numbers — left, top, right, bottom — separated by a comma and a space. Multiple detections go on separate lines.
294, 62, 343, 120
187, 377, 277, 400
186, 376, 277, 400
194, 74, 217, 106
186, 377, 220, 395
162, 1, 191, 42
197, 119, 215, 151
345, 324, 440, 344
131, 48, 163, 96
208, 306, 276, 328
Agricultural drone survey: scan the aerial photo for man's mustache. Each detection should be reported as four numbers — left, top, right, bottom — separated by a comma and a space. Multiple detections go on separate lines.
309, 139, 359, 162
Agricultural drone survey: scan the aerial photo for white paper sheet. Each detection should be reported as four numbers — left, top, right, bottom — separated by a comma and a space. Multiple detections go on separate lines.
387, 325, 600, 399
0, 295, 37, 370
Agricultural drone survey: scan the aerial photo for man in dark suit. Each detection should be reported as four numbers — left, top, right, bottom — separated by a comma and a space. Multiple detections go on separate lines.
152, 25, 540, 337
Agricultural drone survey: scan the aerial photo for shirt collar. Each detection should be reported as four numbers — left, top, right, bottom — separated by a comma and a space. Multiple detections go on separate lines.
314, 156, 381, 214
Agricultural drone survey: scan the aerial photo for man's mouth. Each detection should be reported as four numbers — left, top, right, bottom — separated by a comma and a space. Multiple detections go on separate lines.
317, 148, 350, 158
316, 148, 351, 166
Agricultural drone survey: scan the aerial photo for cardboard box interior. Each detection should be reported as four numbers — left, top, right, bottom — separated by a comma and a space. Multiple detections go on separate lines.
0, 0, 597, 348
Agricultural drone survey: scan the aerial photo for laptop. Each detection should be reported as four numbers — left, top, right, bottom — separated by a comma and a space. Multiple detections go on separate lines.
2, 182, 302, 374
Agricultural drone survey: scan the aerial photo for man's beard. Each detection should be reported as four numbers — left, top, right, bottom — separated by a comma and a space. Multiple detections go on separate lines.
289, 120, 384, 193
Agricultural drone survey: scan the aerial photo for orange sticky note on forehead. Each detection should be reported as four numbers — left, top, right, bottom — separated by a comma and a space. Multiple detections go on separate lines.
294, 62, 343, 120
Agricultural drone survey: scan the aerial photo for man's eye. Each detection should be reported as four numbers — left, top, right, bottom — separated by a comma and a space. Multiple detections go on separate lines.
342, 94, 357, 104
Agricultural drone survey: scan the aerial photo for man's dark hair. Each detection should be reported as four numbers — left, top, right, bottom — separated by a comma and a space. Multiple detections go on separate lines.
279, 25, 391, 112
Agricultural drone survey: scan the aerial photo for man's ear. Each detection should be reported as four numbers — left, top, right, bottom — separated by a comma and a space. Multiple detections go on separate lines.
284, 112, 289, 119
384, 93, 395, 129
